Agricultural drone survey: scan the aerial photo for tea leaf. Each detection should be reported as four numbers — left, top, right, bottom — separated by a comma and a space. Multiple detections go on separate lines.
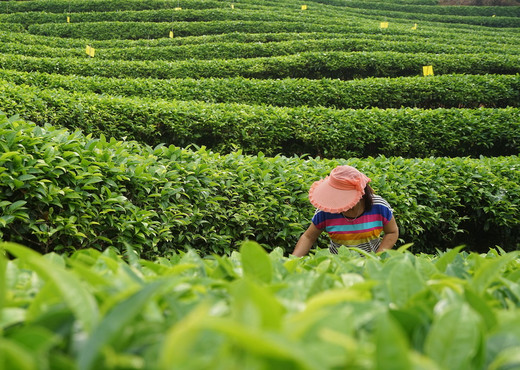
77, 278, 172, 370
375, 313, 412, 370
1, 242, 98, 332
240, 240, 272, 283
471, 252, 520, 294
424, 303, 483, 370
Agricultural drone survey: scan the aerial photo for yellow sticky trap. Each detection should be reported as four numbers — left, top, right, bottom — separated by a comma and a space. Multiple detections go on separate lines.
86, 45, 95, 57
67, 16, 70, 23
169, 31, 174, 38
380, 22, 388, 29
411, 23, 417, 30
301, 5, 307, 10
492, 14, 496, 17
423, 65, 434, 76
174, 7, 182, 10
231, 3, 234, 9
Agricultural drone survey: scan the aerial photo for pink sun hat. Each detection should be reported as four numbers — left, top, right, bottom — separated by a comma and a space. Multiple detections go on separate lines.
308, 165, 371, 213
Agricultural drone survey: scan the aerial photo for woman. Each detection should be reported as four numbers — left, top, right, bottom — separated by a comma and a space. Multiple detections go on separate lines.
292, 165, 398, 256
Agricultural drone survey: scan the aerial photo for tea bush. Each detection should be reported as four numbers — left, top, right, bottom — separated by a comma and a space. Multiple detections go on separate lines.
3, 51, 520, 80
0, 114, 518, 257
2, 69, 519, 109
1, 241, 520, 369
1, 82, 518, 158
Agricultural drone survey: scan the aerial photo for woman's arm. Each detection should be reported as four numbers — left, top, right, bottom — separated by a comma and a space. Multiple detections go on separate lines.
376, 217, 399, 253
292, 223, 322, 257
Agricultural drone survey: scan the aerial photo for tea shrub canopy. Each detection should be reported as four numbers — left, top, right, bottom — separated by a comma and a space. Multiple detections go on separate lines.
0, 113, 518, 257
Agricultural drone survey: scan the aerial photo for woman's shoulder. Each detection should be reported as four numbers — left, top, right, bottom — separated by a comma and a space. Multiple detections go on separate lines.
371, 194, 393, 211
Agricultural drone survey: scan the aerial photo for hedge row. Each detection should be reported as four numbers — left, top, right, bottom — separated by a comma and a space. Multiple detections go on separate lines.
0, 8, 331, 28
0, 29, 356, 49
342, 5, 520, 28
0, 0, 227, 14
4, 26, 517, 53
0, 22, 25, 32
1, 113, 518, 257
25, 20, 413, 40
27, 19, 520, 41
342, 0, 520, 17
4, 35, 520, 62
2, 69, 519, 109
2, 51, 520, 80
1, 81, 518, 158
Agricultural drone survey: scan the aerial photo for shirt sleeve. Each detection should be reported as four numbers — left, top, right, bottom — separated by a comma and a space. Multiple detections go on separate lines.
311, 209, 327, 230
376, 197, 393, 225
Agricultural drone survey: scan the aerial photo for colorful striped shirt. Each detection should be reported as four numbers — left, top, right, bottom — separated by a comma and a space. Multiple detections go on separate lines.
312, 195, 393, 253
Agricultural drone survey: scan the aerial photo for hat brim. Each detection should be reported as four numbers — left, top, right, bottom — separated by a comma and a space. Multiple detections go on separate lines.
309, 177, 363, 213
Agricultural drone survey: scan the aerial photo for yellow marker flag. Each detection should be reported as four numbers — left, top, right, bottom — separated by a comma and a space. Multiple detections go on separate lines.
169, 31, 174, 38
423, 65, 434, 76
231, 3, 234, 9
174, 7, 182, 10
301, 5, 307, 10
380, 22, 389, 29
492, 14, 496, 17
412, 23, 417, 30
86, 45, 95, 57
67, 16, 70, 23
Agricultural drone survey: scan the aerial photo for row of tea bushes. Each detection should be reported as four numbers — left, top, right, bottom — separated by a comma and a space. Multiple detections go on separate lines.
2, 51, 520, 80
341, 0, 520, 17
2, 27, 517, 52
339, 4, 520, 27
0, 0, 226, 14
4, 36, 520, 61
1, 81, 518, 157
0, 7, 349, 27
26, 20, 520, 42
0, 114, 518, 257
2, 69, 518, 109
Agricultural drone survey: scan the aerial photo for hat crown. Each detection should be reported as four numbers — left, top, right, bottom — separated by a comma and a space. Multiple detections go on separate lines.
329, 166, 369, 191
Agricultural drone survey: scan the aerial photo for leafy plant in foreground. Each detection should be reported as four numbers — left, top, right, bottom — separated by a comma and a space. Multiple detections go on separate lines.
1, 241, 520, 369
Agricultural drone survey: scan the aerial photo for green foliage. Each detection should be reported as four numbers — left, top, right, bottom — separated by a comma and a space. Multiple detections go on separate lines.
0, 0, 519, 257
1, 82, 518, 158
2, 69, 520, 110
326, 0, 520, 27
1, 241, 520, 369
8, 35, 520, 61
0, 0, 224, 14
0, 114, 519, 256
3, 50, 520, 80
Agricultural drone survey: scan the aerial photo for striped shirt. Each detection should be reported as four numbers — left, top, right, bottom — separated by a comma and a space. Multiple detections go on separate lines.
312, 195, 393, 254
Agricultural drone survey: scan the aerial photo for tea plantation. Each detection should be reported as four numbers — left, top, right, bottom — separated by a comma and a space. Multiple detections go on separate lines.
0, 0, 520, 368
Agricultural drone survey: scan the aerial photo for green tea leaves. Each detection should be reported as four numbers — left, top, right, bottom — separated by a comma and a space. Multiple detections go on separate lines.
240, 240, 272, 283
1, 243, 520, 369
1, 242, 98, 332
424, 303, 484, 370
78, 278, 172, 370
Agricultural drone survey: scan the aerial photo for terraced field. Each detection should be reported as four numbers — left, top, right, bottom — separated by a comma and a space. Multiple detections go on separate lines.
0, 0, 519, 255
